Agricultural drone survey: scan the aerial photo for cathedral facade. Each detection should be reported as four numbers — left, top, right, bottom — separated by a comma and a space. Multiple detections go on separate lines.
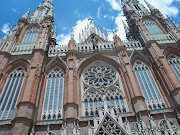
0, 0, 180, 134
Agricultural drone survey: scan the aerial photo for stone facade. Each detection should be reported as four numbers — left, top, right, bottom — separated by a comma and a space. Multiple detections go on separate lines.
0, 0, 179, 135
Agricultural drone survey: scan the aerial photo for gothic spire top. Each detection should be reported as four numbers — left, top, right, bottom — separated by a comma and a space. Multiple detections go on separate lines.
21, 8, 30, 20
2, 25, 13, 40
112, 27, 117, 37
144, 0, 156, 12
52, 25, 56, 40
45, 0, 53, 4
71, 29, 74, 39
122, 20, 129, 35
167, 15, 180, 28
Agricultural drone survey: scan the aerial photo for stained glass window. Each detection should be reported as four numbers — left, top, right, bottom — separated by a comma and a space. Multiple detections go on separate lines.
42, 67, 64, 120
0, 67, 25, 120
134, 61, 166, 110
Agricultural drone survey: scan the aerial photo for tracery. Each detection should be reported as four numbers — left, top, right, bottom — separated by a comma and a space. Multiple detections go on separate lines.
81, 61, 129, 118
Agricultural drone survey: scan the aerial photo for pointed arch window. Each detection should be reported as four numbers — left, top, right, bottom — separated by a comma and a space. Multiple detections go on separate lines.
143, 20, 162, 35
0, 67, 25, 120
42, 67, 64, 120
81, 61, 129, 117
23, 27, 38, 44
168, 55, 180, 79
134, 61, 166, 110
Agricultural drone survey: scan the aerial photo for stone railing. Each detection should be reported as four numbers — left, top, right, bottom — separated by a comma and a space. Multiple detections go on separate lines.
123, 40, 143, 51
11, 43, 35, 55
77, 41, 115, 52
48, 45, 68, 57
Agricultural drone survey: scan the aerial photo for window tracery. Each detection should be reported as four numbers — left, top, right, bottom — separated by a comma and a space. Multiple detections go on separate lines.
143, 20, 162, 35
0, 67, 25, 120
168, 55, 180, 79
42, 67, 64, 120
159, 119, 180, 135
81, 61, 129, 117
23, 27, 38, 44
133, 61, 166, 110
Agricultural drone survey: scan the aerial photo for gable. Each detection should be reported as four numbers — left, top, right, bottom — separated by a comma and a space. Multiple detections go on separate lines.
94, 113, 130, 135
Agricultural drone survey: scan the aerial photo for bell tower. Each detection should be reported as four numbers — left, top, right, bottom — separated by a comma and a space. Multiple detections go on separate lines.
121, 0, 180, 44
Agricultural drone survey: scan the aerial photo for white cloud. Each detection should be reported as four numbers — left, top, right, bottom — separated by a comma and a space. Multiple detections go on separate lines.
107, 14, 127, 41
139, 0, 179, 17
105, 0, 121, 11
57, 18, 90, 45
74, 10, 80, 17
103, 15, 115, 20
12, 8, 18, 13
57, 34, 70, 45
97, 7, 101, 18
1, 23, 10, 34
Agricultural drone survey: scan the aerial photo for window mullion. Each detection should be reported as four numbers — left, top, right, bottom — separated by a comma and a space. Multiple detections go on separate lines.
0, 76, 13, 119
144, 69, 158, 99
141, 70, 154, 100
5, 74, 22, 119
57, 74, 60, 113
136, 70, 149, 101
1, 74, 18, 120
47, 75, 53, 117
8, 74, 24, 119
52, 74, 57, 118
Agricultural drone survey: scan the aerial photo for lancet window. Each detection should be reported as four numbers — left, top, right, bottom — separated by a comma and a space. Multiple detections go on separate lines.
23, 27, 38, 44
42, 67, 64, 120
81, 61, 129, 117
0, 67, 25, 120
168, 55, 180, 79
134, 61, 166, 110
143, 20, 162, 35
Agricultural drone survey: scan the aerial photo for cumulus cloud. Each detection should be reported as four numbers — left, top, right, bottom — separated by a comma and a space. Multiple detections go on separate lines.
107, 14, 127, 41
103, 15, 115, 20
105, 0, 121, 11
139, 0, 179, 17
106, 0, 180, 41
58, 0, 180, 45
57, 18, 90, 45
1, 23, 10, 34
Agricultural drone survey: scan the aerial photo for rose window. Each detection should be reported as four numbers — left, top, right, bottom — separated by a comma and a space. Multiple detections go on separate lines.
83, 65, 117, 88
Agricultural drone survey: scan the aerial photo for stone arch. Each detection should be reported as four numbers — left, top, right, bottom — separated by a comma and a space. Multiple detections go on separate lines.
3, 59, 30, 75
80, 58, 129, 118
130, 55, 151, 68
78, 55, 124, 78
163, 47, 180, 58
45, 55, 68, 74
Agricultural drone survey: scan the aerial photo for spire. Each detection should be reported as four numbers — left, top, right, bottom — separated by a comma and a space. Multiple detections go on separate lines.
52, 25, 56, 40
144, 0, 156, 12
122, 20, 129, 35
112, 27, 117, 37
21, 8, 30, 20
167, 15, 180, 29
2, 25, 13, 41
71, 29, 74, 39
45, 0, 53, 4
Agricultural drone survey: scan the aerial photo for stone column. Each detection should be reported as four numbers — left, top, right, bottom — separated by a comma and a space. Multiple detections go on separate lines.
145, 41, 180, 109
9, 50, 46, 135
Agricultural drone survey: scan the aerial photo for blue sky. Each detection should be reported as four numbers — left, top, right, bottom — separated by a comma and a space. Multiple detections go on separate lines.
0, 0, 180, 44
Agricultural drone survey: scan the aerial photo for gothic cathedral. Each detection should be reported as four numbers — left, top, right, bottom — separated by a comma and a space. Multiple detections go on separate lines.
0, 0, 180, 135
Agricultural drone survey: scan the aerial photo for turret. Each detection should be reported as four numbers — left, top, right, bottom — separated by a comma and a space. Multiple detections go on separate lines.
144, 0, 157, 12
20, 8, 30, 21
2, 25, 13, 41
167, 15, 180, 30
